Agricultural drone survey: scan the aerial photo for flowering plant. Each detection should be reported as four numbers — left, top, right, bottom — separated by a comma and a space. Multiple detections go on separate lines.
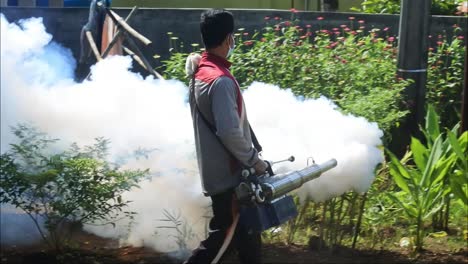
229, 16, 410, 140
161, 15, 464, 140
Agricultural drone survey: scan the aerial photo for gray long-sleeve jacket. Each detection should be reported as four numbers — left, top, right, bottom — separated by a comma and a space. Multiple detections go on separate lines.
190, 53, 261, 196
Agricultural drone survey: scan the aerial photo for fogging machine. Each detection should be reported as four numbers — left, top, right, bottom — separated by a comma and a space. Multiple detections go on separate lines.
236, 157, 337, 232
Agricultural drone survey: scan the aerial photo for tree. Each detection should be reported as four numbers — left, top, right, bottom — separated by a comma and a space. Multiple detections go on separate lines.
0, 124, 148, 251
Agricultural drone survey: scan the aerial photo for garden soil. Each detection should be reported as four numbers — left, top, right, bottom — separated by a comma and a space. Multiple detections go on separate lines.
1, 230, 466, 264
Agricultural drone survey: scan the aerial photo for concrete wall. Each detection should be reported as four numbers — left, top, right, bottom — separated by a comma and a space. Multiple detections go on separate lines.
0, 7, 466, 72
0, 0, 362, 11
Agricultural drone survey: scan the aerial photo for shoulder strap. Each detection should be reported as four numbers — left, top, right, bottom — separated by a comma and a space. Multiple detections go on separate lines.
190, 76, 240, 163
249, 125, 262, 154
189, 77, 263, 165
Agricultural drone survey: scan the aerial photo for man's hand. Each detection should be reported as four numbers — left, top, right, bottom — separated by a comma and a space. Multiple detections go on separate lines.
253, 159, 268, 176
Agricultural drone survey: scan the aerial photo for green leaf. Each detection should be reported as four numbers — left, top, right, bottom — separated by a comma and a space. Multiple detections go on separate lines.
387, 150, 411, 193
420, 134, 444, 187
410, 137, 428, 173
450, 171, 468, 205
424, 105, 440, 144
388, 193, 417, 218
423, 199, 444, 220
448, 130, 467, 164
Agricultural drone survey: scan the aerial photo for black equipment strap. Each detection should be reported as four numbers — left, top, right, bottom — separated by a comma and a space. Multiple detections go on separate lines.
249, 124, 262, 154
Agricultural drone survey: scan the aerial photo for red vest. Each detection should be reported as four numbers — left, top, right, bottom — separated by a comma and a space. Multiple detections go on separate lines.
195, 52, 243, 117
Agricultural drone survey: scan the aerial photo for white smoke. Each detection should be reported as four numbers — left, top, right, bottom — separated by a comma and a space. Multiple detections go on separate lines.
243, 83, 384, 201
0, 15, 383, 251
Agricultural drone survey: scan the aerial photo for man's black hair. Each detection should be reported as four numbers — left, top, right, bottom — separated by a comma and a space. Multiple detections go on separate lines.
200, 9, 234, 49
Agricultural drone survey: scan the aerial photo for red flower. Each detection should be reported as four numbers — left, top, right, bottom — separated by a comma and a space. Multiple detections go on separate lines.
306, 24, 312, 28
274, 26, 281, 31
340, 24, 347, 28
348, 16, 355, 20
458, 36, 465, 40
264, 16, 270, 20
344, 27, 351, 32
437, 41, 443, 45
284, 21, 291, 26
243, 32, 249, 36
358, 20, 365, 24
359, 26, 365, 30
290, 8, 298, 13
274, 16, 280, 20
334, 31, 340, 35
330, 42, 338, 48
332, 27, 339, 31
317, 16, 324, 20
388, 37, 395, 42
244, 40, 254, 46
383, 27, 389, 31
428, 47, 434, 51
351, 31, 357, 35
341, 59, 347, 64
295, 25, 301, 29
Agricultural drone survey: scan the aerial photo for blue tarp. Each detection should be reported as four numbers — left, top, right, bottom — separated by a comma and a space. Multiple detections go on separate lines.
64, 0, 92, 6
6, 1, 102, 7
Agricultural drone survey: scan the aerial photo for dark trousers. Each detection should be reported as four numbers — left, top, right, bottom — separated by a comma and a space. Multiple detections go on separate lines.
184, 189, 262, 264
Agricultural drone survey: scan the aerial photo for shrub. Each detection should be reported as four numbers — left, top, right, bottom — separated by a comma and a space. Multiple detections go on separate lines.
0, 124, 148, 251
351, 0, 465, 15
386, 106, 465, 251
162, 17, 412, 141
427, 29, 466, 129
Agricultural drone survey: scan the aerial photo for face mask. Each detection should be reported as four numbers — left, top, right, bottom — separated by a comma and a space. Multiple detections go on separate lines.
227, 34, 235, 57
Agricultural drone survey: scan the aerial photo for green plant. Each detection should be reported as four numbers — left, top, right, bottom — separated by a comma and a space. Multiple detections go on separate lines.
351, 0, 465, 15
386, 106, 461, 251
162, 17, 412, 141
0, 124, 148, 251
427, 30, 466, 130
351, 0, 400, 14
447, 129, 468, 205
360, 163, 402, 249
157, 209, 198, 252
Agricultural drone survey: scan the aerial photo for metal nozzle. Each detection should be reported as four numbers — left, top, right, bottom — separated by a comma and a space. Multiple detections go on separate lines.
261, 159, 337, 201
271, 155, 295, 165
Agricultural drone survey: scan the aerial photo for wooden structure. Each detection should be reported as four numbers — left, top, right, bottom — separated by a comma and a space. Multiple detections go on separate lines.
79, 1, 164, 81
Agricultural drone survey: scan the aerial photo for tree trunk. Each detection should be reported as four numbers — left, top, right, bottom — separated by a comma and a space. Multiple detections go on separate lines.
321, 0, 339, 11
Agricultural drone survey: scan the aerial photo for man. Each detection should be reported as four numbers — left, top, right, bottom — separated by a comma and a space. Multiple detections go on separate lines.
185, 9, 268, 264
